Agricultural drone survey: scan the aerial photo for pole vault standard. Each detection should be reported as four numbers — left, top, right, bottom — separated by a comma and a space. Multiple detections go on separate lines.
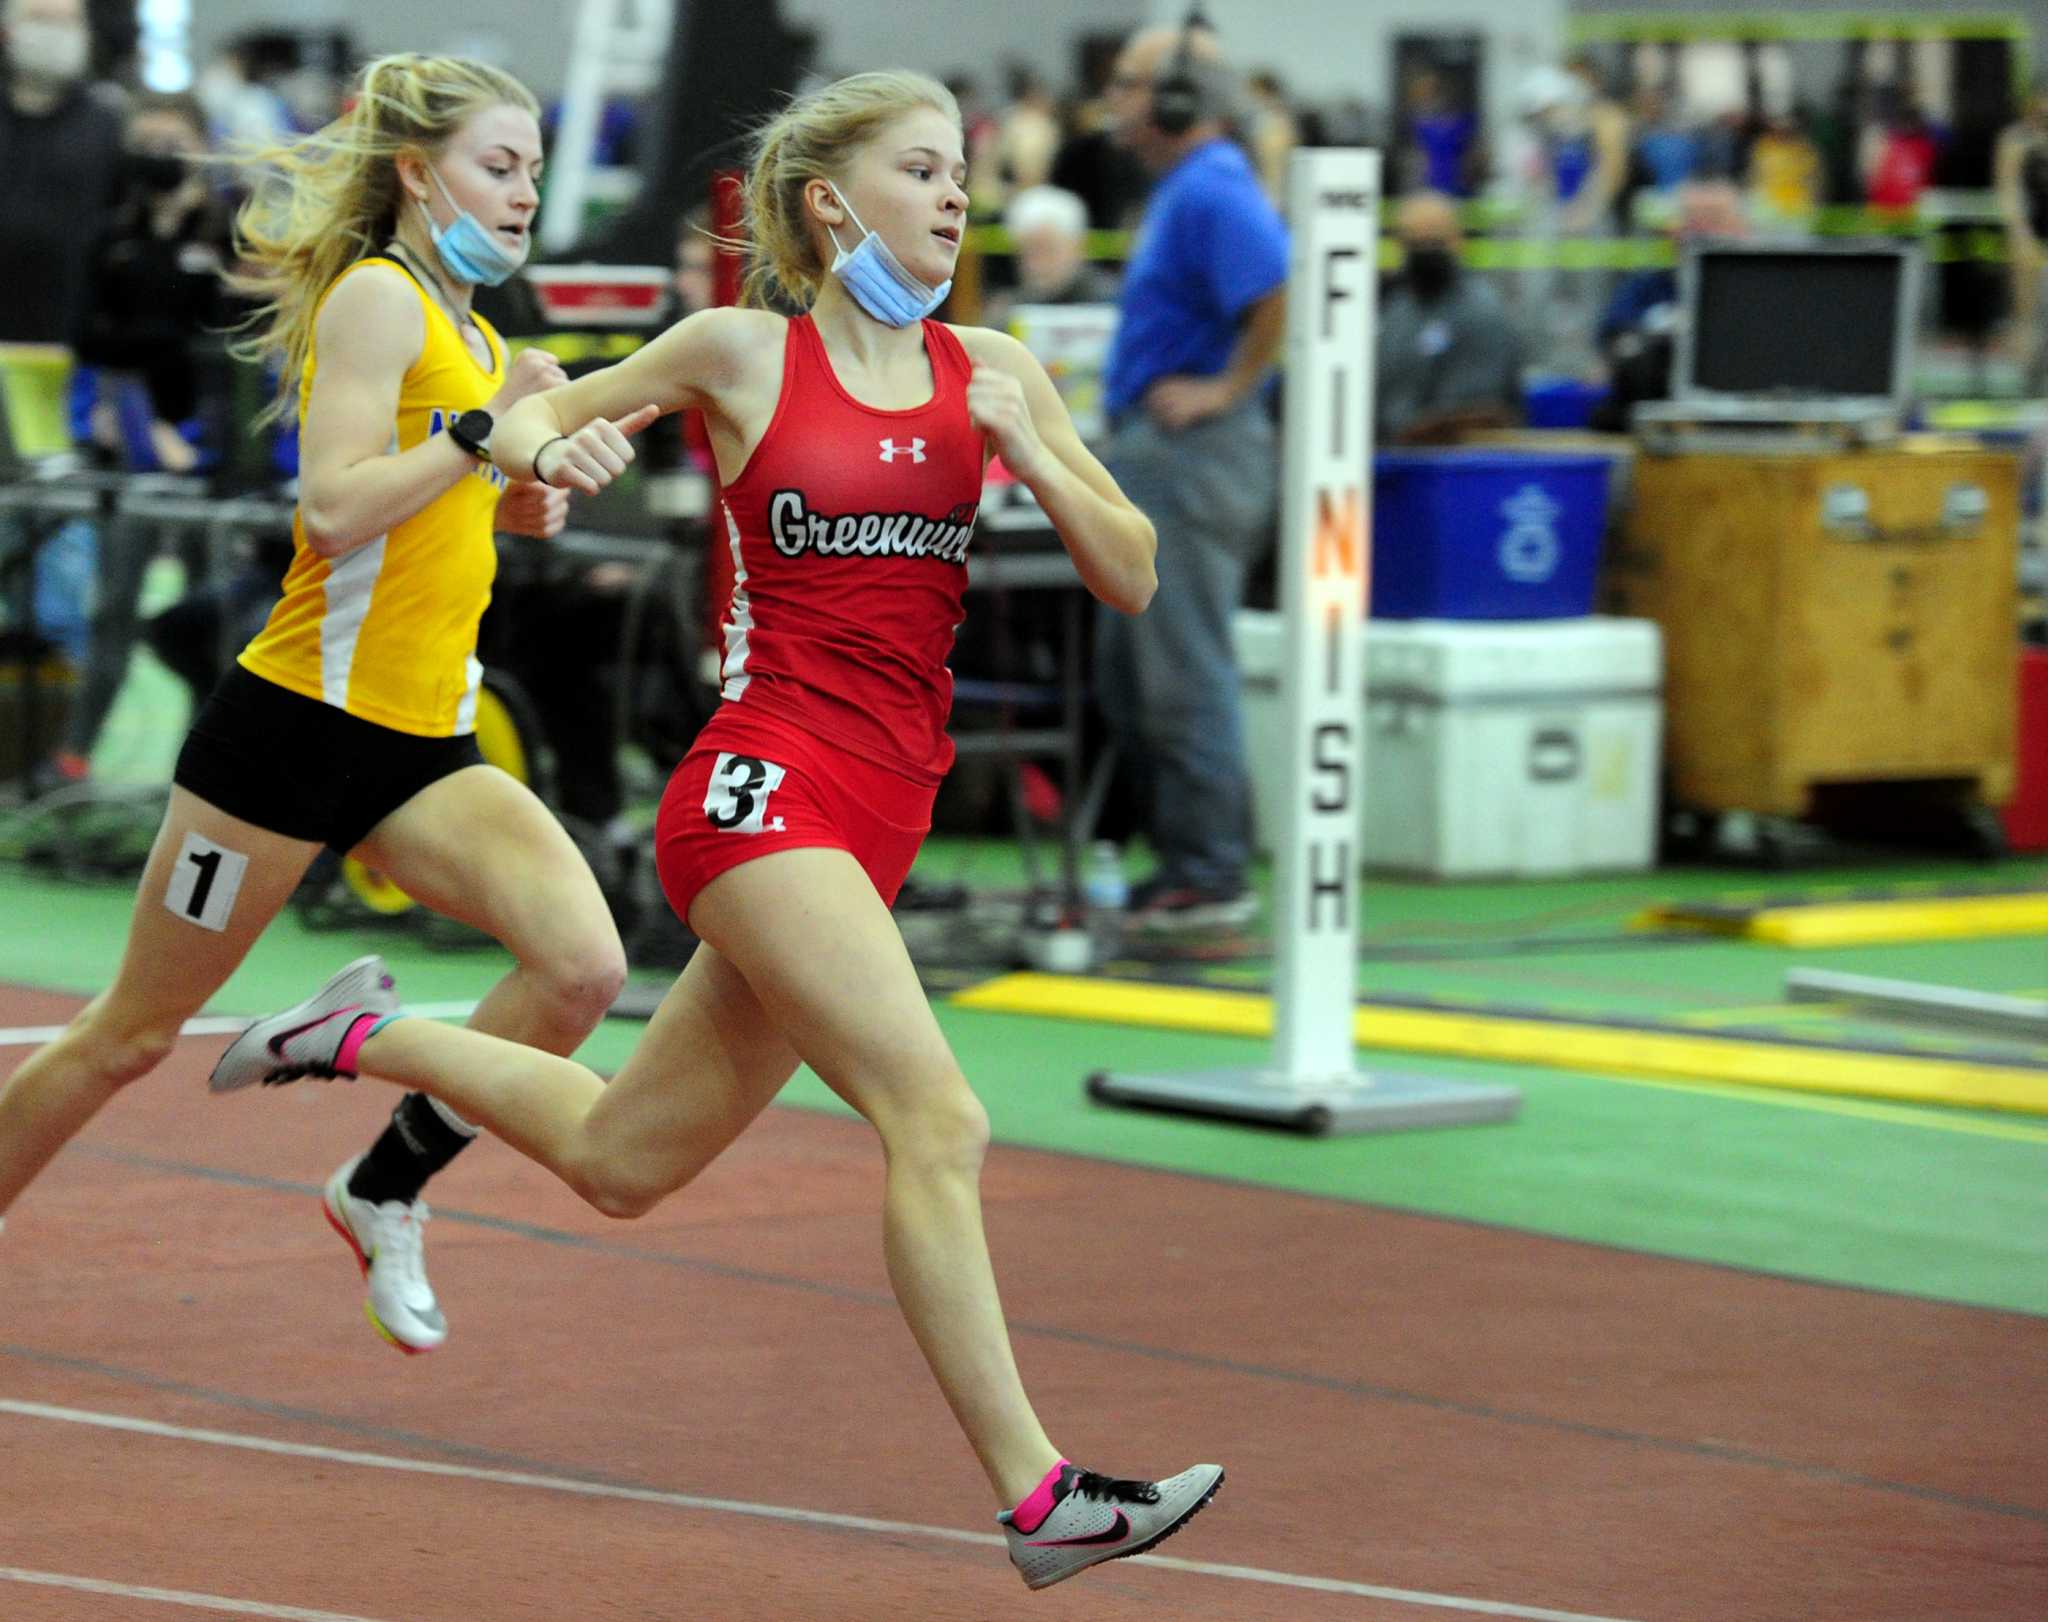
1088, 149, 1521, 1134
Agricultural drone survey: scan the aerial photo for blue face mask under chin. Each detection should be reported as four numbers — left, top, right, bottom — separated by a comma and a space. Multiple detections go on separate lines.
417, 164, 525, 288
825, 185, 952, 327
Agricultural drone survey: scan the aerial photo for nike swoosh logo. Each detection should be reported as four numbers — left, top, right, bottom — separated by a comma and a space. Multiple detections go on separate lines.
268, 1005, 358, 1058
1028, 1510, 1129, 1547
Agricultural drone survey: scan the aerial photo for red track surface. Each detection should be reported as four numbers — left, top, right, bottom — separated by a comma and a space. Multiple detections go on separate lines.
3, 984, 2044, 1620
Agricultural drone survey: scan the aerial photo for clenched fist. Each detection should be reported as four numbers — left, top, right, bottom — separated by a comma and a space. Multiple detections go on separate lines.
533, 405, 663, 496
966, 364, 1047, 482
485, 347, 569, 417
495, 479, 570, 539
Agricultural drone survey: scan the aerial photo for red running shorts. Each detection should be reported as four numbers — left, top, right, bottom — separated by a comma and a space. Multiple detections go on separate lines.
654, 706, 936, 929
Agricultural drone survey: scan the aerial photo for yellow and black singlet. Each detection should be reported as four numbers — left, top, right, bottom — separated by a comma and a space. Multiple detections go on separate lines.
239, 256, 508, 737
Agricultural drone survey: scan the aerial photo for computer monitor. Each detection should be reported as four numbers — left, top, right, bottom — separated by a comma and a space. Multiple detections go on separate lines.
1672, 240, 1922, 416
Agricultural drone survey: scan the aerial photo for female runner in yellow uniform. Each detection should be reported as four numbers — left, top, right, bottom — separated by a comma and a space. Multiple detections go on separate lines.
0, 54, 626, 1355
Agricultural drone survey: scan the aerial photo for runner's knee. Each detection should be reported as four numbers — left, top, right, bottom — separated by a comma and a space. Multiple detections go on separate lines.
527, 941, 629, 1032
877, 1083, 990, 1178
567, 1145, 679, 1221
67, 1000, 181, 1088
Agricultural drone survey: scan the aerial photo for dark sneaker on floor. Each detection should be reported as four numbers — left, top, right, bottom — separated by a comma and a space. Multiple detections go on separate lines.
999, 1462, 1225, 1590
1127, 877, 1257, 932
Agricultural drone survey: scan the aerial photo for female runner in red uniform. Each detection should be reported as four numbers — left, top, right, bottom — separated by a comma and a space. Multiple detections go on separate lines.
214, 70, 1222, 1589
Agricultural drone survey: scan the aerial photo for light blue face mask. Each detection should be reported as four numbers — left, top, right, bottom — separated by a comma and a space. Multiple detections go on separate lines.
825, 184, 951, 327
417, 164, 525, 288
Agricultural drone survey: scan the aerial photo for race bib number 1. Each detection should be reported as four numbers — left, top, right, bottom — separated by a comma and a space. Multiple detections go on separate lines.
162, 831, 250, 932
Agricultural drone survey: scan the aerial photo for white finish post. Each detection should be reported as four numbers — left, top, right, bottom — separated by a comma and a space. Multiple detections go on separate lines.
1084, 148, 1519, 1133
1272, 147, 1377, 1084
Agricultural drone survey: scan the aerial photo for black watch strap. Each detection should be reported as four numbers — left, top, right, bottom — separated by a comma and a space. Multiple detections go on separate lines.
447, 408, 495, 463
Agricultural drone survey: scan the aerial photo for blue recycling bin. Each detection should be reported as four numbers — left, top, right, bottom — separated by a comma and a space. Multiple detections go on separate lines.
1370, 449, 1613, 619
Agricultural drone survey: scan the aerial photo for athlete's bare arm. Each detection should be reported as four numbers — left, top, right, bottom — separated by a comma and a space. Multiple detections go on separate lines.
296, 266, 479, 556
954, 325, 1156, 615
491, 307, 785, 491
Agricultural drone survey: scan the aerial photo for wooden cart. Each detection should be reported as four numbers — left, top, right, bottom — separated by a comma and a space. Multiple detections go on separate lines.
1606, 443, 2020, 854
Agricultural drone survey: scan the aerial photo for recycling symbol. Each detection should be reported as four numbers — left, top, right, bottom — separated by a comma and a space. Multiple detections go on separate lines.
1498, 483, 1561, 583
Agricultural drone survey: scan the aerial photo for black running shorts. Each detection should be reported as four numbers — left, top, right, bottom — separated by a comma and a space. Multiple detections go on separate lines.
173, 664, 486, 853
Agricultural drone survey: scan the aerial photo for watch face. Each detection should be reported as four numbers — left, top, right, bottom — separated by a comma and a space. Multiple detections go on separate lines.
452, 409, 493, 458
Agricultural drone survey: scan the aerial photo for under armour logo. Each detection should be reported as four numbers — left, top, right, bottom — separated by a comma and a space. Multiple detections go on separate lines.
878, 437, 927, 464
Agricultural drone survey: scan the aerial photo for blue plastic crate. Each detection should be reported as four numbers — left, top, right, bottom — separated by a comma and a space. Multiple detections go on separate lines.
1370, 450, 1611, 619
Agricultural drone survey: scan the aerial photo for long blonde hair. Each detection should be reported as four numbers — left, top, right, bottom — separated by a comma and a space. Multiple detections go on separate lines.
738, 70, 960, 310
227, 53, 539, 424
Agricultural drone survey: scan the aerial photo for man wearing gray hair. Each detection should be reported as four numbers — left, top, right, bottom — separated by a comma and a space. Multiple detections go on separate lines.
984, 184, 1118, 330
1094, 13, 1287, 930
0, 0, 124, 342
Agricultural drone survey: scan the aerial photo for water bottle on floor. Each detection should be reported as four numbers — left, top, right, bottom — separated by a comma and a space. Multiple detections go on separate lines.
1083, 840, 1128, 929
1080, 841, 1128, 962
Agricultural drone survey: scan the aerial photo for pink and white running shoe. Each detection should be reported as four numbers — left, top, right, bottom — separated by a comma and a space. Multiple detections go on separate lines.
999, 1461, 1225, 1590
208, 956, 396, 1092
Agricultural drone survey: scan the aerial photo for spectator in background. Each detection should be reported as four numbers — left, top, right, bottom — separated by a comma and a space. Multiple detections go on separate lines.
1692, 105, 1758, 188
994, 64, 1060, 198
1591, 178, 1747, 431
1865, 99, 1940, 212
981, 183, 1116, 331
1050, 60, 1149, 229
1375, 191, 1522, 445
1401, 69, 1477, 199
1995, 80, 2048, 390
40, 91, 234, 789
1558, 54, 1632, 234
1244, 68, 1299, 208
1508, 62, 1618, 373
1627, 84, 1697, 225
0, 0, 124, 344
1747, 108, 1822, 233
193, 39, 293, 148
1096, 20, 1287, 930
0, 0, 123, 775
74, 92, 231, 469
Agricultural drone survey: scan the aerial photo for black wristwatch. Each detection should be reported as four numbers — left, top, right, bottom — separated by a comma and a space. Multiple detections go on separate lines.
446, 407, 495, 463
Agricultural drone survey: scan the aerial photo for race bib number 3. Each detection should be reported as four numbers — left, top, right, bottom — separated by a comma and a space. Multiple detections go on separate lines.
703, 752, 789, 834
162, 831, 250, 932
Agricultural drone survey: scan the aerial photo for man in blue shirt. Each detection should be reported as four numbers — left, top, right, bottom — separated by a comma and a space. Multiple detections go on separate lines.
1096, 19, 1288, 931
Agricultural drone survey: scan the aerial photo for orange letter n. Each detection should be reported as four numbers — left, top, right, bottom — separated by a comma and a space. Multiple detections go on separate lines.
1312, 488, 1363, 581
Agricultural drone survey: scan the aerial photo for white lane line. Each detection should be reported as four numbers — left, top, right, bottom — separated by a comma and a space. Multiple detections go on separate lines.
0, 1017, 246, 1048
377, 1001, 480, 1021
1136, 1554, 1644, 1619
0, 1567, 389, 1622
0, 1002, 480, 1048
1, 1400, 1642, 1621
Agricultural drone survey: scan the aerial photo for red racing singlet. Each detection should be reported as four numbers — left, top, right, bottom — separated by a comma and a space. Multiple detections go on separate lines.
713, 313, 984, 783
